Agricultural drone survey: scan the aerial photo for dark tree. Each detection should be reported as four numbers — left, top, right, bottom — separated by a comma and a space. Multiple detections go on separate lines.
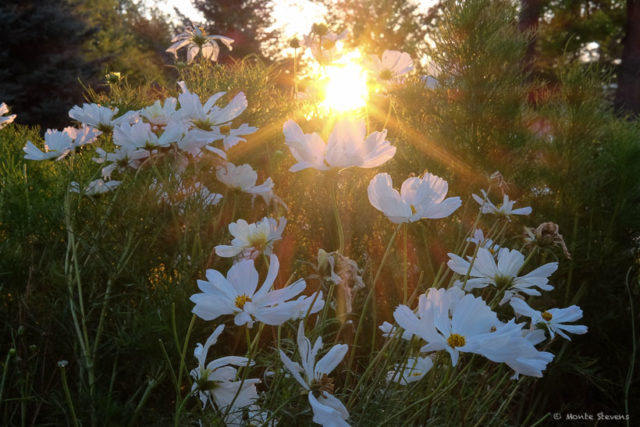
192, 0, 275, 59
614, 0, 640, 116
320, 0, 431, 58
0, 0, 98, 129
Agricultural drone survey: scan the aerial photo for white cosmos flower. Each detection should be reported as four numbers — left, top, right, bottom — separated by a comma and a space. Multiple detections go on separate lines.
178, 87, 248, 133
216, 162, 275, 202
379, 321, 413, 340
140, 98, 178, 127
215, 217, 286, 259
510, 299, 588, 340
93, 145, 150, 179
69, 103, 138, 131
24, 126, 100, 161
303, 28, 349, 65
189, 324, 260, 417
472, 189, 532, 219
208, 122, 259, 152
152, 176, 222, 211
447, 247, 557, 301
367, 172, 461, 223
279, 322, 350, 427
466, 228, 501, 254
386, 356, 433, 385
166, 26, 233, 63
365, 50, 414, 83
190, 254, 323, 327
394, 287, 553, 376
283, 118, 396, 172
70, 179, 121, 196
0, 103, 16, 129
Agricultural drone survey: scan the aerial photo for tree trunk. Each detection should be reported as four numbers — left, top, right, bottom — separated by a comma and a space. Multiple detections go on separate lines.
518, 0, 543, 74
615, 0, 640, 117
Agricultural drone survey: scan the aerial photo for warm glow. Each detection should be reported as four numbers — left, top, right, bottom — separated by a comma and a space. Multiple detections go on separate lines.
318, 52, 369, 113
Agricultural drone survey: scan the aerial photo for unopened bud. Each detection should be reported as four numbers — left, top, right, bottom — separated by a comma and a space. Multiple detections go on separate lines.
289, 38, 300, 49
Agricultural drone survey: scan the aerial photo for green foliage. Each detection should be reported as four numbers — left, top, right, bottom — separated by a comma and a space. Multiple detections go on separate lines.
1, 0, 639, 425
0, 0, 99, 129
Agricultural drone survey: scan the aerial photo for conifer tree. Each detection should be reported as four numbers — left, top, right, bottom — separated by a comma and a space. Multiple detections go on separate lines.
0, 0, 98, 129
192, 0, 275, 59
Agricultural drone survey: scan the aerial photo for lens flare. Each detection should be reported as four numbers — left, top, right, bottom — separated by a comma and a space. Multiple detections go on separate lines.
319, 62, 369, 113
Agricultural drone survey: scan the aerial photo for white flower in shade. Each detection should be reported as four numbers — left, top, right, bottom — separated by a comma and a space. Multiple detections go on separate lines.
421, 75, 439, 89
189, 324, 260, 417
216, 162, 275, 202
466, 228, 501, 254
279, 322, 350, 427
368, 172, 461, 224
472, 189, 532, 219
386, 356, 433, 385
153, 176, 222, 211
215, 217, 286, 259
394, 287, 554, 377
113, 121, 173, 151
70, 179, 121, 196
93, 145, 150, 179
510, 299, 588, 340
0, 103, 16, 129
447, 247, 557, 301
140, 98, 178, 127
191, 254, 323, 327
303, 27, 349, 65
379, 321, 413, 340
24, 126, 99, 161
69, 103, 138, 131
283, 118, 396, 172
365, 50, 414, 83
473, 319, 554, 379
166, 26, 234, 63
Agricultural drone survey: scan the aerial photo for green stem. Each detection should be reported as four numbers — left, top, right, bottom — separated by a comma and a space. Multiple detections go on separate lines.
403, 223, 408, 303
331, 180, 344, 253
345, 224, 401, 387
59, 365, 79, 427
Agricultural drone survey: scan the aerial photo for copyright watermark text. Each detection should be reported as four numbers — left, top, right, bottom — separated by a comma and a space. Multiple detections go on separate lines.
551, 412, 630, 422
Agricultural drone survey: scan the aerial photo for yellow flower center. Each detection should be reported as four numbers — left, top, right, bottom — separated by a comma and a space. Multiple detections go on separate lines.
321, 39, 336, 50
380, 69, 394, 81
541, 311, 553, 321
410, 204, 417, 215
235, 294, 252, 309
248, 233, 268, 250
447, 333, 466, 348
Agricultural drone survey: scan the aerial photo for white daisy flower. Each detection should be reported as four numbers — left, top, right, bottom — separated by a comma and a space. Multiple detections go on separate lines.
139, 98, 178, 128
189, 324, 260, 418
367, 172, 461, 224
69, 103, 138, 131
166, 26, 233, 63
70, 179, 121, 196
365, 50, 414, 84
216, 162, 275, 202
190, 254, 323, 328
447, 247, 557, 300
472, 189, 532, 220
0, 103, 16, 129
24, 126, 100, 161
303, 26, 349, 65
394, 287, 554, 377
386, 356, 433, 385
510, 298, 588, 340
279, 322, 350, 427
283, 118, 396, 172
215, 217, 286, 260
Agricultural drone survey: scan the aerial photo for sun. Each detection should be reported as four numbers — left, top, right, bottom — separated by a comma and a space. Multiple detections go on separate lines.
318, 51, 369, 113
